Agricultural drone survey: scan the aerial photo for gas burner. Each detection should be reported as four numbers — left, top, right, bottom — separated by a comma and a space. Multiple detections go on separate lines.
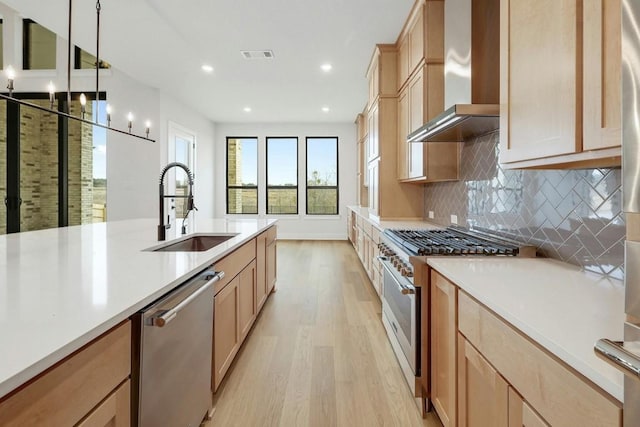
383, 227, 525, 257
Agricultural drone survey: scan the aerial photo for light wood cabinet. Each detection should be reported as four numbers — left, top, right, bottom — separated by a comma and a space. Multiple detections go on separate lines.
397, 62, 458, 183
457, 290, 622, 426
367, 158, 380, 217
214, 228, 276, 392
582, 0, 621, 151
431, 271, 457, 427
458, 334, 508, 427
238, 260, 257, 341
499, 0, 621, 169
266, 227, 277, 294
256, 225, 277, 310
0, 322, 131, 427
508, 388, 550, 427
256, 232, 267, 310
367, 44, 398, 109
77, 380, 130, 427
213, 275, 240, 391
368, 102, 380, 161
356, 112, 369, 206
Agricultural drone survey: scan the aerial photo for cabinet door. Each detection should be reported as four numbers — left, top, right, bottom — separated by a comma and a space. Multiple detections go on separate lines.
583, 0, 621, 151
458, 335, 509, 427
397, 88, 409, 180
256, 233, 268, 310
266, 239, 277, 294
500, 0, 580, 163
77, 380, 130, 427
367, 159, 379, 217
431, 272, 458, 427
408, 4, 425, 75
508, 388, 550, 427
368, 103, 380, 161
213, 277, 240, 391
238, 260, 257, 341
408, 71, 425, 179
398, 35, 409, 87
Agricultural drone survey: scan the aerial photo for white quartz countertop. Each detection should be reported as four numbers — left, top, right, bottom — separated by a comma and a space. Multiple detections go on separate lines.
0, 218, 277, 399
425, 257, 625, 402
347, 205, 441, 230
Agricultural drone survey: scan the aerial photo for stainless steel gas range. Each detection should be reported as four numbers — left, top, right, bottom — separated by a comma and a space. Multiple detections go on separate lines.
378, 226, 535, 402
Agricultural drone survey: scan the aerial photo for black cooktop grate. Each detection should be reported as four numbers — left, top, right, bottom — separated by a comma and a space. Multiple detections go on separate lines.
384, 227, 520, 256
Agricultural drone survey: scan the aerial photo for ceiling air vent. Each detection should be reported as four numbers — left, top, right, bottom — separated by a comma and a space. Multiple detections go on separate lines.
241, 50, 274, 59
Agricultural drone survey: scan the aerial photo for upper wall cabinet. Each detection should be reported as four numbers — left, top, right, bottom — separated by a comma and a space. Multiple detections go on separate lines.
367, 44, 398, 109
397, 0, 445, 89
499, 0, 621, 169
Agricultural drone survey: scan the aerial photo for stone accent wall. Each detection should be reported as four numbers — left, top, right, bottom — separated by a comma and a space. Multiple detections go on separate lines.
20, 100, 59, 231
0, 99, 94, 235
227, 139, 243, 212
67, 100, 93, 226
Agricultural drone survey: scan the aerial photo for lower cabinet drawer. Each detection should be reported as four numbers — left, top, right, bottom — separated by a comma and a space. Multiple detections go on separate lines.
214, 239, 257, 295
0, 321, 131, 427
458, 292, 621, 427
77, 379, 130, 427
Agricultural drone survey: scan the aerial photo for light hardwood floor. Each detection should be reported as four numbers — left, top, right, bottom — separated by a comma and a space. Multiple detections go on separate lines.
208, 240, 442, 427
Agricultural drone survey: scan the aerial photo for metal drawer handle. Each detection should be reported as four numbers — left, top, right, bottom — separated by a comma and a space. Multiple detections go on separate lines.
152, 271, 224, 327
594, 339, 640, 378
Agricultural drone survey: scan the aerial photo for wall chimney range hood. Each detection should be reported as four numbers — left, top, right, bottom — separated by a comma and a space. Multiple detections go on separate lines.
409, 0, 499, 143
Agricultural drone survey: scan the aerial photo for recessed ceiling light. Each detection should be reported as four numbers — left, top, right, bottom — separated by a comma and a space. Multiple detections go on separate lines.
322, 106, 330, 113
321, 63, 332, 72
201, 64, 214, 73
243, 107, 252, 113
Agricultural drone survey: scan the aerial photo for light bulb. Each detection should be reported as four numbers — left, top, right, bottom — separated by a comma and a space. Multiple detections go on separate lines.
145, 120, 151, 138
48, 81, 55, 107
79, 93, 87, 119
6, 65, 15, 95
106, 104, 112, 127
5, 66, 15, 80
127, 112, 134, 133
321, 63, 332, 72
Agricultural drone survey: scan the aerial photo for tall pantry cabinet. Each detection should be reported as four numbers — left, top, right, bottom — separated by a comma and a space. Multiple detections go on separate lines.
365, 45, 424, 220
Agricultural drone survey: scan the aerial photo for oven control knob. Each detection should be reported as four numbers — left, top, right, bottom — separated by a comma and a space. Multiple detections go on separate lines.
401, 268, 414, 278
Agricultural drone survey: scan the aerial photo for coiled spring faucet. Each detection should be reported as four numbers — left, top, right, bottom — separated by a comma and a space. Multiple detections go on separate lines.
158, 162, 196, 241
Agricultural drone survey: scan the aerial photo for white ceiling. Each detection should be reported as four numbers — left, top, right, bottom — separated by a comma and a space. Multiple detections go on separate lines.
1, 0, 413, 123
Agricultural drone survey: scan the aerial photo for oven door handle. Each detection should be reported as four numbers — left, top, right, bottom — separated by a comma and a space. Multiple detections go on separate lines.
380, 260, 415, 295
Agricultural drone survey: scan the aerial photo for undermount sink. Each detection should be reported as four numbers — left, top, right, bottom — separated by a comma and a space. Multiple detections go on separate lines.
149, 234, 239, 252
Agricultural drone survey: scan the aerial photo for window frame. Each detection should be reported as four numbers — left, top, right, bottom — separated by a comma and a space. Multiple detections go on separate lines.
226, 136, 259, 215
22, 19, 57, 70
305, 136, 339, 215
266, 136, 299, 215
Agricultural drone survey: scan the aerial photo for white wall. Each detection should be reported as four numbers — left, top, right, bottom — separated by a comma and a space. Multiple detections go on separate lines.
214, 122, 357, 240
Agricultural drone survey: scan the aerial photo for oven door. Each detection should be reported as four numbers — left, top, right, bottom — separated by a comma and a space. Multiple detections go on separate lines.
380, 259, 419, 375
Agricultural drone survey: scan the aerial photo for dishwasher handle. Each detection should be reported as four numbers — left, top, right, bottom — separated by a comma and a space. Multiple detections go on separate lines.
151, 270, 224, 327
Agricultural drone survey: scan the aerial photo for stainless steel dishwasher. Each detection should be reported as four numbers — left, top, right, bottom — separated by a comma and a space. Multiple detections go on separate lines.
132, 267, 224, 427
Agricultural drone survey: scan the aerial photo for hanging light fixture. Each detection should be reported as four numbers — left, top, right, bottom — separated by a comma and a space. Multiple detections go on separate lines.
0, 0, 155, 142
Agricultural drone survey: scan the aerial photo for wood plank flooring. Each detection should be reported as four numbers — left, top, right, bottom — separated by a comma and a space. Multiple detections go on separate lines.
207, 240, 443, 427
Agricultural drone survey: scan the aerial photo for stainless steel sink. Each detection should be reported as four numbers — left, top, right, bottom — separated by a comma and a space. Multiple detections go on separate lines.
149, 234, 239, 252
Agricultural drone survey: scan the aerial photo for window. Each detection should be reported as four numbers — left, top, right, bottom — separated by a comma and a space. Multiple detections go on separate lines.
23, 19, 56, 70
227, 137, 258, 214
266, 137, 298, 214
306, 137, 338, 215
74, 46, 111, 69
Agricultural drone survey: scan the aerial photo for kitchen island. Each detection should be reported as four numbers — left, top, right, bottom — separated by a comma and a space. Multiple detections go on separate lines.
0, 218, 276, 402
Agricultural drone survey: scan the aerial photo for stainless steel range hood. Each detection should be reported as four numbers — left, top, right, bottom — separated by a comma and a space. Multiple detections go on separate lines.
407, 104, 499, 142
409, 0, 499, 143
